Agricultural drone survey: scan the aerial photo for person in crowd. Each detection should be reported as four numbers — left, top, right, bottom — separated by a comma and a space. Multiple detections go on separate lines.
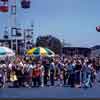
15, 63, 24, 87
23, 64, 30, 87
32, 61, 41, 87
40, 61, 44, 87
43, 59, 50, 86
63, 58, 68, 86
67, 60, 76, 87
82, 59, 94, 88
74, 60, 82, 88
0, 67, 4, 88
10, 68, 18, 87
81, 58, 89, 85
55, 59, 64, 87
50, 59, 55, 86
0, 61, 7, 88
23, 60, 33, 88
0, 55, 99, 88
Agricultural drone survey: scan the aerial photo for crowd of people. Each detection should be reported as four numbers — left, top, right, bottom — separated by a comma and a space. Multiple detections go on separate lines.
0, 55, 99, 88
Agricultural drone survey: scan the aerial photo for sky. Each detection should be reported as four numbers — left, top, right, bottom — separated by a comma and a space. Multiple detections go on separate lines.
0, 0, 100, 47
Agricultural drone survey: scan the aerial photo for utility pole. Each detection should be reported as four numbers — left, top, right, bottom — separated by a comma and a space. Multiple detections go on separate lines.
11, 0, 17, 52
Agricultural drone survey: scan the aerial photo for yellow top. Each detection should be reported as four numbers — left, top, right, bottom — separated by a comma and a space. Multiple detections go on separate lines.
10, 72, 18, 82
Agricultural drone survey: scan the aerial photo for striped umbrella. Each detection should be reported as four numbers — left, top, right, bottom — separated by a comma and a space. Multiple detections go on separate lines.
0, 47, 6, 55
26, 48, 36, 55
27, 47, 55, 57
0, 46, 15, 58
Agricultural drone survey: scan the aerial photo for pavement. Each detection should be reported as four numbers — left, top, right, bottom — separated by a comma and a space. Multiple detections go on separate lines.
0, 72, 100, 98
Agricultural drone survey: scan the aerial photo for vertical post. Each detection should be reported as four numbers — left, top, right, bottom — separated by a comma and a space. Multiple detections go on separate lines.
16, 36, 17, 53
11, 28, 13, 50
11, 38, 13, 50
24, 29, 26, 50
11, 0, 17, 52
31, 22, 34, 46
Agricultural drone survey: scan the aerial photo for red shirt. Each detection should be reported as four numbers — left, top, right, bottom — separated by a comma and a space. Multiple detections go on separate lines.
32, 67, 41, 77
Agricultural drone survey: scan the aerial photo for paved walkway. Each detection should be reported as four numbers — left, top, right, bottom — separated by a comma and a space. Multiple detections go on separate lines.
0, 72, 100, 98
0, 87, 100, 98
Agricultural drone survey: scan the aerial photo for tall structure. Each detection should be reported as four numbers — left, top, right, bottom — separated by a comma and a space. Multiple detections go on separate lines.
23, 23, 34, 50
0, 0, 33, 54
10, 0, 17, 51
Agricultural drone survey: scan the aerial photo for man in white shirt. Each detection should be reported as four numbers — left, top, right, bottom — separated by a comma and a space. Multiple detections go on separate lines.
40, 65, 44, 87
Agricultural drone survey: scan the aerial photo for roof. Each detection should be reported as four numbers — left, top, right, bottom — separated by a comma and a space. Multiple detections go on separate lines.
63, 46, 90, 49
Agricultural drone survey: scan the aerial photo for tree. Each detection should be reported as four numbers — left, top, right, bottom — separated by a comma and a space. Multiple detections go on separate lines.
36, 35, 63, 54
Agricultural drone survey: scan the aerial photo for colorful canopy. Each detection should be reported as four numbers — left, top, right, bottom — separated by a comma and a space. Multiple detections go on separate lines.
27, 48, 36, 55
0, 46, 15, 58
27, 47, 55, 57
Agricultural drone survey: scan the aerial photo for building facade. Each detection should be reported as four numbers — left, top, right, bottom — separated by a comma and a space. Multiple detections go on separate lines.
0, 28, 33, 55
62, 47, 91, 57
91, 45, 100, 57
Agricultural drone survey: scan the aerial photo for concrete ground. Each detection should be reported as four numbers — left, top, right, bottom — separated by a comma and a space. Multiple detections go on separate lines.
0, 72, 100, 98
